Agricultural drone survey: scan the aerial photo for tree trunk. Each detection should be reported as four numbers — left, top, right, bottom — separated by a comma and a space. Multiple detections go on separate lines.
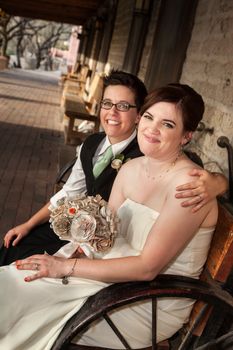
36, 52, 41, 69
16, 41, 22, 68
1, 38, 8, 57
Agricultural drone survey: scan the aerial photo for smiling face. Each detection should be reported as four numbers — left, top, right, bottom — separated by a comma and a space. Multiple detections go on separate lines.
138, 101, 191, 160
100, 85, 140, 144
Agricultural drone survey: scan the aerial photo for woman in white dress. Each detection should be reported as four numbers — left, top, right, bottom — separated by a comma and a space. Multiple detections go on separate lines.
0, 83, 218, 350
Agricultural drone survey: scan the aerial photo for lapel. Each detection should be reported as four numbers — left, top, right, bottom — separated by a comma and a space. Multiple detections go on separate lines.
95, 136, 141, 185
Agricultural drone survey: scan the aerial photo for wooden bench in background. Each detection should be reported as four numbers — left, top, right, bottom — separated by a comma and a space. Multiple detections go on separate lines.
51, 201, 233, 350
59, 64, 90, 92
61, 72, 104, 145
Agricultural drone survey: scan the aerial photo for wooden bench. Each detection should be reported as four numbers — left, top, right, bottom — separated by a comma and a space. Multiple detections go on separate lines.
50, 201, 233, 350
61, 72, 104, 145
59, 64, 90, 91
179, 202, 233, 348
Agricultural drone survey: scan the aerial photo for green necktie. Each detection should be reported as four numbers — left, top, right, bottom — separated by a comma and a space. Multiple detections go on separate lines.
93, 146, 113, 178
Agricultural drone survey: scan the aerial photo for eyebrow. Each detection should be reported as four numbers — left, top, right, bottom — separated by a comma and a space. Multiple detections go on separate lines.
102, 99, 130, 103
163, 119, 176, 126
144, 111, 176, 126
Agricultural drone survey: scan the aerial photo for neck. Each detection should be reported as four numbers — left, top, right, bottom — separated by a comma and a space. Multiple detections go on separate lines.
108, 130, 136, 145
146, 151, 181, 167
145, 151, 182, 181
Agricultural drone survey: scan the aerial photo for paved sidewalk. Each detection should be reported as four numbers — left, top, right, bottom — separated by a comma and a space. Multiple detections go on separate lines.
0, 69, 73, 244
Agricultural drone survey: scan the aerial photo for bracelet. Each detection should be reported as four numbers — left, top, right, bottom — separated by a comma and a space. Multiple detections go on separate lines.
62, 258, 78, 285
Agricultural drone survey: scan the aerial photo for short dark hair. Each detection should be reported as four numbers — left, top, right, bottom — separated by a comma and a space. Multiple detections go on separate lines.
140, 83, 204, 132
103, 69, 148, 112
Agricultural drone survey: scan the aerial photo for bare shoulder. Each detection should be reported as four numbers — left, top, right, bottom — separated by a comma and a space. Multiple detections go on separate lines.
170, 164, 198, 187
118, 156, 144, 174
168, 161, 218, 226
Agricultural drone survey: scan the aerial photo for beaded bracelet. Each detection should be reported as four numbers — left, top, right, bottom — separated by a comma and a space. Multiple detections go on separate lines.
62, 258, 78, 285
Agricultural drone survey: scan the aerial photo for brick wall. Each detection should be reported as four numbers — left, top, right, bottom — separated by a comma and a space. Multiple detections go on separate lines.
180, 0, 233, 176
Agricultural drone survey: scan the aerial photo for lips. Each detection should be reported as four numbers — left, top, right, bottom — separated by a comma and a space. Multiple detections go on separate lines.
144, 134, 160, 143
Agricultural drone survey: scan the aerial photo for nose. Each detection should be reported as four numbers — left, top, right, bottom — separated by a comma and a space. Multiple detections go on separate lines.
149, 120, 160, 134
110, 104, 117, 110
108, 104, 118, 114
111, 103, 120, 111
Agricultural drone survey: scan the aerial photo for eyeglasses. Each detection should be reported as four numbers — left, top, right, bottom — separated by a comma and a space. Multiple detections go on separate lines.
100, 100, 137, 112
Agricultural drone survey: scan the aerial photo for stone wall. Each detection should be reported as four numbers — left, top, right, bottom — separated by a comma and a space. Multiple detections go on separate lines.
107, 0, 134, 70
138, 1, 161, 82
99, 0, 232, 177
180, 0, 233, 176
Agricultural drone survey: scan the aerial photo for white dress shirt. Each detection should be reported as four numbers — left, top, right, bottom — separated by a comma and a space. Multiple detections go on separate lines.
50, 130, 137, 207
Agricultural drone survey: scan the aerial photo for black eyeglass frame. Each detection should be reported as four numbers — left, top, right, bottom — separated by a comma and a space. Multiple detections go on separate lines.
100, 100, 137, 112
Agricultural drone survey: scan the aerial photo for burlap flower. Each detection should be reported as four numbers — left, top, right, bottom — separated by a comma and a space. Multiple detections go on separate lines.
49, 194, 119, 255
70, 211, 97, 242
111, 154, 131, 172
111, 159, 123, 171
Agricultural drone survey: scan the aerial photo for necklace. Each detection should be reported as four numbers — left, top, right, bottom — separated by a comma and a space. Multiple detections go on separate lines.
145, 153, 181, 182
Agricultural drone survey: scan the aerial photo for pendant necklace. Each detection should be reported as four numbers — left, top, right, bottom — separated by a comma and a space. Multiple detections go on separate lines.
145, 153, 181, 182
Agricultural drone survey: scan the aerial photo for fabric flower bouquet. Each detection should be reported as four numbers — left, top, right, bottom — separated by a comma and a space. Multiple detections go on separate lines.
49, 194, 119, 259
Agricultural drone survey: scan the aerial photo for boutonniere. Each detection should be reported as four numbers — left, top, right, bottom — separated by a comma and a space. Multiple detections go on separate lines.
111, 154, 131, 172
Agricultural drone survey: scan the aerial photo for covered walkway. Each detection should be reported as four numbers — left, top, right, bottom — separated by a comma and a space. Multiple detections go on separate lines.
0, 69, 73, 244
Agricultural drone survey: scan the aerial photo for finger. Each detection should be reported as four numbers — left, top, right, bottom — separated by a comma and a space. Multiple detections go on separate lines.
16, 260, 40, 271
28, 254, 50, 259
4, 232, 13, 247
5, 235, 15, 248
180, 199, 197, 207
176, 182, 201, 191
176, 189, 201, 198
191, 202, 205, 213
188, 168, 204, 177
12, 236, 21, 246
181, 190, 208, 200
180, 195, 204, 208
19, 254, 47, 263
177, 190, 207, 200
16, 262, 31, 270
24, 272, 42, 282
5, 240, 12, 248
4, 237, 10, 248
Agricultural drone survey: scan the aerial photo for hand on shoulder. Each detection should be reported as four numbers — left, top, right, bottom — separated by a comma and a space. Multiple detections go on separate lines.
175, 167, 224, 213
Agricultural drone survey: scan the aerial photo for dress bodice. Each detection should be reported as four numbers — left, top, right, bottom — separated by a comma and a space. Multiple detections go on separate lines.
116, 198, 215, 278
117, 198, 160, 250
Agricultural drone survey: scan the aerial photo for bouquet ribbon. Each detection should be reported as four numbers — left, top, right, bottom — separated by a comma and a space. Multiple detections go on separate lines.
54, 241, 101, 259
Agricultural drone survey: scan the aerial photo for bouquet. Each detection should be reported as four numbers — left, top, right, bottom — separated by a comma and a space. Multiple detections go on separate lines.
49, 194, 119, 258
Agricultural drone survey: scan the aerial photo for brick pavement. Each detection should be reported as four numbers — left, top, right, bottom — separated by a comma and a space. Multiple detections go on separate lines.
0, 69, 74, 244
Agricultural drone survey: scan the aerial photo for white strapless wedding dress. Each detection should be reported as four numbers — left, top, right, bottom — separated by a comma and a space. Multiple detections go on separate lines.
0, 199, 214, 350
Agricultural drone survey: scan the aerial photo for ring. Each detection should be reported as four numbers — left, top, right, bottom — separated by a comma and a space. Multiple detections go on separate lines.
198, 195, 202, 201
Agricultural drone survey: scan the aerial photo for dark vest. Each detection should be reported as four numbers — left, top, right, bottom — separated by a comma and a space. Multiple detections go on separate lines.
80, 132, 142, 201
